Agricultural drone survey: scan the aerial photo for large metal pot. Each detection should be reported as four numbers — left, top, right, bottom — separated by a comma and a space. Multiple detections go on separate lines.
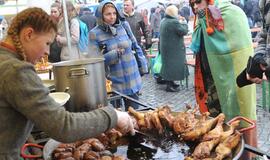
53, 58, 107, 112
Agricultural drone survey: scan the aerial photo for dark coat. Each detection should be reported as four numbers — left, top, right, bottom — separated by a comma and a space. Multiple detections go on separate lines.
159, 14, 189, 81
80, 13, 97, 31
123, 12, 151, 46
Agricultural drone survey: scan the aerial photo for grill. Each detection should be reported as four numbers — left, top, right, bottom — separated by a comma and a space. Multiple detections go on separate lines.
22, 90, 270, 159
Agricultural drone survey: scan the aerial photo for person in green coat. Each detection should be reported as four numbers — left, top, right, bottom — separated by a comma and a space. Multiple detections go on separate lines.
159, 5, 189, 92
190, 0, 257, 158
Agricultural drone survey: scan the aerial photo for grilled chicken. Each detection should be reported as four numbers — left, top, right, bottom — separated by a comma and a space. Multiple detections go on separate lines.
150, 111, 164, 134
181, 113, 223, 141
173, 106, 199, 134
192, 114, 225, 159
201, 113, 225, 141
104, 128, 123, 145
158, 105, 175, 128
220, 120, 240, 142
128, 106, 169, 133
215, 131, 242, 160
128, 107, 146, 129
84, 151, 100, 159
112, 155, 126, 160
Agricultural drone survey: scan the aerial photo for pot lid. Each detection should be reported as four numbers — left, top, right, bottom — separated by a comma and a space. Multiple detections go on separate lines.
53, 58, 104, 67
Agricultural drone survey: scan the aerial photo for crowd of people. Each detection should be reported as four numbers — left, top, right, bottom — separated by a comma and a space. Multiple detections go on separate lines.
0, 0, 268, 159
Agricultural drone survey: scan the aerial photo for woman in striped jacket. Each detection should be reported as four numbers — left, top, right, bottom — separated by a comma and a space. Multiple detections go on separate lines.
88, 1, 148, 110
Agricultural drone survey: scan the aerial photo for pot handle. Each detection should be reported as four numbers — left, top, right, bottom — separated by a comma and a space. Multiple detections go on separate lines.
20, 143, 43, 159
68, 68, 88, 78
227, 116, 255, 133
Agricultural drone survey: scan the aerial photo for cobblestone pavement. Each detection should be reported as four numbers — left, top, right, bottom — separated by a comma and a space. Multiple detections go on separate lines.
139, 73, 270, 155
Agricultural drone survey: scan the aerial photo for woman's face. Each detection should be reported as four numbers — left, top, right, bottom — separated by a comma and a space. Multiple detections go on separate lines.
103, 6, 117, 25
21, 27, 55, 64
51, 7, 61, 20
191, 0, 208, 14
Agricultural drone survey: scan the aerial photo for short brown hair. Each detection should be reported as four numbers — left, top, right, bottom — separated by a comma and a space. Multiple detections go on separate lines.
123, 0, 134, 6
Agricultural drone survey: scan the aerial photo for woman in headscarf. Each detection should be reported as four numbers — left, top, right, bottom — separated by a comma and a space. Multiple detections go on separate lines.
88, 1, 148, 110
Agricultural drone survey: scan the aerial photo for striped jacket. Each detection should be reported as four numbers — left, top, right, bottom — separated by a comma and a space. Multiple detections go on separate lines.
88, 1, 147, 95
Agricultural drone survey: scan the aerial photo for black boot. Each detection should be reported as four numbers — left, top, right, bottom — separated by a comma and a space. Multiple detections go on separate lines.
155, 75, 167, 84
166, 81, 180, 92
172, 81, 180, 88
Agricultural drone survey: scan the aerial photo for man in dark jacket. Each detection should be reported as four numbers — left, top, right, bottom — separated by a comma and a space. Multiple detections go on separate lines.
122, 0, 152, 50
179, 5, 191, 23
79, 7, 97, 31
122, 0, 152, 75
243, 0, 261, 28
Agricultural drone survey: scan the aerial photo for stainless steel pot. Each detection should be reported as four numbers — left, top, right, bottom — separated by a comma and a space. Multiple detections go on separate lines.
53, 58, 107, 112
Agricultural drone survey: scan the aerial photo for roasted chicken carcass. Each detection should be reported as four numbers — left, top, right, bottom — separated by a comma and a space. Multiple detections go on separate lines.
215, 131, 242, 160
220, 120, 240, 142
96, 128, 123, 147
128, 107, 163, 132
157, 105, 175, 128
84, 151, 100, 159
128, 107, 149, 129
181, 113, 223, 141
150, 111, 164, 134
104, 128, 123, 145
201, 113, 225, 141
144, 112, 154, 130
173, 106, 199, 134
191, 114, 225, 159
112, 155, 126, 160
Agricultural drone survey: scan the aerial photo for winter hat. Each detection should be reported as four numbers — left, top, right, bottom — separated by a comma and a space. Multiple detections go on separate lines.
165, 5, 178, 18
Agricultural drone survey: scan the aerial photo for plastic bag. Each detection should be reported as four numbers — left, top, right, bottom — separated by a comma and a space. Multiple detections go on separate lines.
152, 52, 162, 74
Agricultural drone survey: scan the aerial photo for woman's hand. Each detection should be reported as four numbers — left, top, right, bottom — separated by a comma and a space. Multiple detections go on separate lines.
117, 48, 125, 56
246, 74, 264, 84
55, 34, 63, 44
115, 109, 135, 136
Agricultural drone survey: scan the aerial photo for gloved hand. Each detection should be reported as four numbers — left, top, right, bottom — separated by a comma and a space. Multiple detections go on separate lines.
237, 56, 264, 87
115, 109, 135, 136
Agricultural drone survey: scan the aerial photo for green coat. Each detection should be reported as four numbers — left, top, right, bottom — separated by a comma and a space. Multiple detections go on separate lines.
190, 0, 256, 121
159, 15, 189, 80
